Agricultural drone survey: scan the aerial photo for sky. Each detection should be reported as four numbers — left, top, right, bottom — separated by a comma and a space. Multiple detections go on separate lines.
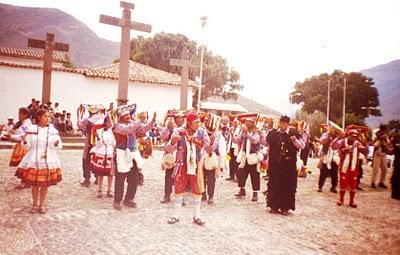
2, 0, 400, 115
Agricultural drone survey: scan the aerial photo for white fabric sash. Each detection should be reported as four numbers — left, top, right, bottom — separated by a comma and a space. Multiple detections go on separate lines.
185, 137, 198, 175
341, 138, 358, 173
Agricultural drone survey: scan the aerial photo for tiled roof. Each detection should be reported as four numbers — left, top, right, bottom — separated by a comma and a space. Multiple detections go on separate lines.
0, 56, 198, 87
0, 61, 84, 74
0, 47, 67, 63
85, 61, 198, 87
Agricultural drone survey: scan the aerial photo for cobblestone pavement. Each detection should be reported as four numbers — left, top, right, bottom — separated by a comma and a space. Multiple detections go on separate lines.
0, 149, 399, 255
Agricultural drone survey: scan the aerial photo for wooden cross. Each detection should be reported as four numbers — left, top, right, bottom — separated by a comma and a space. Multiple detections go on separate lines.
28, 33, 69, 104
100, 1, 152, 106
170, 56, 198, 110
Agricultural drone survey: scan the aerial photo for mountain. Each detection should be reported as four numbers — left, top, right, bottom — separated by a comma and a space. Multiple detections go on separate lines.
361, 59, 400, 128
237, 96, 282, 116
203, 96, 282, 116
0, 3, 119, 67
0, 3, 282, 116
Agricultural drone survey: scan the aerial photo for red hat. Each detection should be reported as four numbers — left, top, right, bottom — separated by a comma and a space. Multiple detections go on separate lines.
186, 111, 200, 123
238, 113, 258, 124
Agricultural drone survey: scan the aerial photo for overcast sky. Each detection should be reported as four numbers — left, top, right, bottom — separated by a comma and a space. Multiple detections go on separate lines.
2, 0, 400, 114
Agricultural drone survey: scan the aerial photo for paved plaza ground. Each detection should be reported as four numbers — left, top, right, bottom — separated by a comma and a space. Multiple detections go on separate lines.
0, 149, 399, 255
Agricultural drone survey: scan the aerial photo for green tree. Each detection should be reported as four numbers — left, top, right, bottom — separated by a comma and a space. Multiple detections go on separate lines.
290, 70, 381, 126
386, 119, 400, 130
130, 32, 242, 107
307, 111, 327, 138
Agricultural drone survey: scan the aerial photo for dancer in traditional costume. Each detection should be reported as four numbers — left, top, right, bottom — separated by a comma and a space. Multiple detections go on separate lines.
226, 117, 240, 182
318, 129, 340, 193
233, 113, 262, 202
391, 133, 400, 200
219, 116, 230, 176
16, 109, 62, 214
202, 114, 222, 205
8, 108, 33, 189
371, 127, 391, 189
77, 105, 105, 187
165, 111, 211, 226
332, 129, 367, 208
265, 116, 305, 215
112, 104, 156, 210
90, 116, 116, 198
159, 110, 185, 204
298, 122, 311, 178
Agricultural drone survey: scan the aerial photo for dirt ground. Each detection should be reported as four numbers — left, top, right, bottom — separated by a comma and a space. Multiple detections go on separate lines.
0, 149, 399, 255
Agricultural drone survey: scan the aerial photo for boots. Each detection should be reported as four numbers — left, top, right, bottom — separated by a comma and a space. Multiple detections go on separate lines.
160, 195, 171, 204
235, 188, 246, 198
349, 191, 357, 208
201, 192, 207, 201
207, 196, 214, 205
251, 192, 258, 202
337, 190, 345, 206
80, 179, 90, 187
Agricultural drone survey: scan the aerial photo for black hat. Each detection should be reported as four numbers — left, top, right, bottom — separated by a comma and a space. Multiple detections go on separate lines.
279, 115, 290, 123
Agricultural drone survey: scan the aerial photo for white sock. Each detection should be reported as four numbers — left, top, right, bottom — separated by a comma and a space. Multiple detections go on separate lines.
193, 197, 201, 219
173, 196, 183, 219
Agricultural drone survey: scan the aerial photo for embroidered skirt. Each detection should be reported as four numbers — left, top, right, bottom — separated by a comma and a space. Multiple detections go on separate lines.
90, 154, 113, 176
16, 167, 62, 187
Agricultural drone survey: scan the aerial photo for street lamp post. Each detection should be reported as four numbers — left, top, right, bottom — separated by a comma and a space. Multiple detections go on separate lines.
342, 77, 346, 129
327, 79, 331, 125
197, 16, 207, 112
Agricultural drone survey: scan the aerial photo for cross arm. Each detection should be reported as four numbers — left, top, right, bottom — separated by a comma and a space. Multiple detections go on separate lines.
100, 14, 123, 27
28, 39, 45, 49
129, 21, 152, 33
100, 14, 152, 33
54, 42, 69, 52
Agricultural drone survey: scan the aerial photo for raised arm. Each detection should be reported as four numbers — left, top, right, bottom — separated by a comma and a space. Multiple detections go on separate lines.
160, 126, 172, 142
113, 121, 142, 136
77, 118, 89, 130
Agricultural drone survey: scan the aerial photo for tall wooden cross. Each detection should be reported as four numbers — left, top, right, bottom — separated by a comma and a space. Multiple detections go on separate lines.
28, 33, 69, 104
170, 56, 198, 110
100, 1, 152, 106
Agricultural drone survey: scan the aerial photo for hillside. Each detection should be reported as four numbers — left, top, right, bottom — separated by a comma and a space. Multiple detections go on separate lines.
203, 96, 282, 116
361, 59, 400, 127
0, 3, 285, 117
0, 3, 119, 67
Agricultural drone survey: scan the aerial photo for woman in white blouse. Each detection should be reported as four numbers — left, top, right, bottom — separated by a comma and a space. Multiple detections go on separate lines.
17, 109, 63, 214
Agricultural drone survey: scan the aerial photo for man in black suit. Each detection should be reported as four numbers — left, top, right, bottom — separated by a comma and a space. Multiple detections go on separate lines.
265, 116, 305, 215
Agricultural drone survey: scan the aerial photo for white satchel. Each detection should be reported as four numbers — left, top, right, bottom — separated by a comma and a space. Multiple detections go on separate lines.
204, 153, 219, 171
116, 148, 133, 173
236, 149, 244, 163
132, 150, 145, 169
246, 153, 258, 165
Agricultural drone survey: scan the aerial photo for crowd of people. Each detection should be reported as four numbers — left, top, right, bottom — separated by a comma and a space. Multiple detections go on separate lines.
3, 100, 400, 225
27, 98, 73, 134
